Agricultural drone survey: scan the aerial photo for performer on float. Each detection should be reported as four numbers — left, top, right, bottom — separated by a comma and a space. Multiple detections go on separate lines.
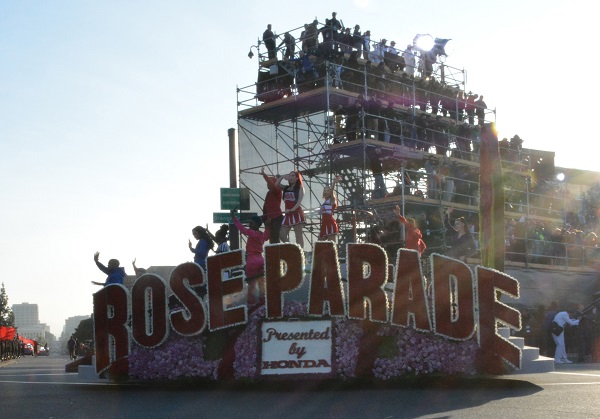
393, 205, 426, 255
232, 213, 269, 306
443, 207, 476, 262
278, 171, 306, 248
260, 167, 283, 244
319, 175, 342, 241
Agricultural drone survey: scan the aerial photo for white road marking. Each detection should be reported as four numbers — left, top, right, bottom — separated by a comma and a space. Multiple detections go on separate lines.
550, 371, 600, 378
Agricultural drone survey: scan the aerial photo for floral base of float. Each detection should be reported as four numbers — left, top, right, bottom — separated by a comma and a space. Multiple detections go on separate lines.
93, 242, 521, 381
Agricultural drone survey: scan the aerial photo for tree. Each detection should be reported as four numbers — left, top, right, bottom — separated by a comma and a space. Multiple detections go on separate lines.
73, 316, 93, 343
0, 282, 15, 327
581, 183, 600, 230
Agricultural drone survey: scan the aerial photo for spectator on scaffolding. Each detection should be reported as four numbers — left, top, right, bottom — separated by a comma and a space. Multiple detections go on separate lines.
466, 92, 478, 125
419, 49, 436, 79
345, 96, 362, 141
352, 25, 362, 56
403, 45, 416, 76
330, 11, 342, 37
475, 95, 487, 126
443, 208, 476, 262
362, 30, 371, 60
339, 27, 352, 53
319, 18, 335, 56
278, 32, 296, 60
302, 20, 319, 53
371, 38, 387, 65
384, 41, 402, 71
263, 24, 277, 60
509, 135, 523, 163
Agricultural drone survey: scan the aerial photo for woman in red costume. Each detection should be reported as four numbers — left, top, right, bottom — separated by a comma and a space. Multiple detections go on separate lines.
320, 175, 342, 241
393, 205, 426, 255
278, 171, 306, 248
232, 214, 269, 305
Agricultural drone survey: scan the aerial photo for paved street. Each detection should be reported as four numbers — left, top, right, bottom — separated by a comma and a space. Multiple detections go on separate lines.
2, 355, 600, 418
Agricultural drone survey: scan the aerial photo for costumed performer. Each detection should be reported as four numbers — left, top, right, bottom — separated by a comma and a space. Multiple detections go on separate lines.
393, 205, 427, 255
443, 207, 476, 262
260, 167, 283, 244
278, 170, 306, 248
232, 213, 270, 306
320, 175, 342, 241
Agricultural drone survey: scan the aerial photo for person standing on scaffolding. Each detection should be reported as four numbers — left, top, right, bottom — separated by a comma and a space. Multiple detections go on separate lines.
278, 32, 295, 60
263, 24, 277, 60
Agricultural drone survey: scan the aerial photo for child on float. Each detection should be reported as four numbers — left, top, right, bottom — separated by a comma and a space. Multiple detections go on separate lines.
277, 170, 306, 248
232, 213, 269, 306
207, 224, 230, 254
393, 205, 427, 255
320, 175, 342, 241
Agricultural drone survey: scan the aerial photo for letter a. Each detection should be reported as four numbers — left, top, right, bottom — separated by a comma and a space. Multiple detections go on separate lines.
391, 249, 431, 331
308, 241, 345, 316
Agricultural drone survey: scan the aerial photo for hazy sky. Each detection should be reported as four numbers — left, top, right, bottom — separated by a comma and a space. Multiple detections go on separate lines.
1, 1, 595, 336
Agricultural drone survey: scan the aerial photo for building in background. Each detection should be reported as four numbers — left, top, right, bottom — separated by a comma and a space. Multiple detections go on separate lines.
12, 302, 50, 341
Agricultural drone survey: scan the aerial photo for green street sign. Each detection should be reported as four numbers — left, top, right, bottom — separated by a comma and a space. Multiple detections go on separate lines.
220, 188, 250, 210
213, 212, 258, 224
213, 212, 232, 224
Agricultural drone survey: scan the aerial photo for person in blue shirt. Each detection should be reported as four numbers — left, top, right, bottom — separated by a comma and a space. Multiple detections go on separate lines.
188, 226, 214, 270
92, 252, 126, 286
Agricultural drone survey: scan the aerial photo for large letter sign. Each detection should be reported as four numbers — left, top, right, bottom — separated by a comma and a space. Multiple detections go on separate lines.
132, 274, 168, 348
477, 266, 522, 373
432, 254, 476, 340
265, 244, 304, 319
93, 244, 523, 379
347, 243, 388, 322
391, 249, 431, 331
94, 285, 130, 374
169, 262, 207, 336
308, 241, 345, 317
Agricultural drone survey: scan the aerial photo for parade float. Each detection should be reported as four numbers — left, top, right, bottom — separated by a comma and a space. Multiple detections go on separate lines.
92, 18, 600, 382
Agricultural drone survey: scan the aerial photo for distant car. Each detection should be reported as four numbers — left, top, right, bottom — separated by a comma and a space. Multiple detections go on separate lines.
38, 346, 49, 356
23, 343, 34, 356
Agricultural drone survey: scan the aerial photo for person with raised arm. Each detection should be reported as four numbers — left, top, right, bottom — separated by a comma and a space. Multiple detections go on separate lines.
188, 225, 214, 270
393, 205, 426, 255
232, 213, 270, 306
92, 252, 125, 286
443, 207, 476, 261
320, 175, 342, 241
260, 167, 283, 244
278, 171, 306, 248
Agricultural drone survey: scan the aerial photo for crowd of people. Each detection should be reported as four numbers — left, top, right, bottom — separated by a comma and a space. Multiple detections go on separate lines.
257, 14, 491, 146
506, 218, 599, 267
261, 13, 449, 79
